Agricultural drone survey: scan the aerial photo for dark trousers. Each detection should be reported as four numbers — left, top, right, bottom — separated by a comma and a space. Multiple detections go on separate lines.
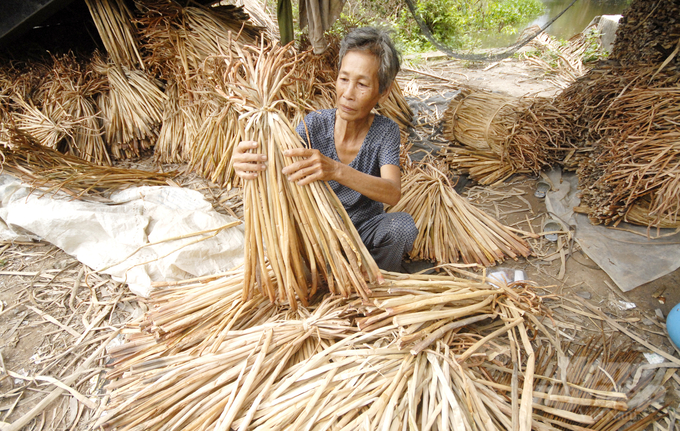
356, 212, 418, 272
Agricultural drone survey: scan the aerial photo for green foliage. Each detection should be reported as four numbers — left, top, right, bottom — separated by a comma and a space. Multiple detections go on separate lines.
322, 0, 544, 54
581, 27, 608, 63
394, 0, 544, 53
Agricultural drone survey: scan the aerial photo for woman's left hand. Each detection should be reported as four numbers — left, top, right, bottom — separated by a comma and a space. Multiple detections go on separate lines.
282, 148, 338, 185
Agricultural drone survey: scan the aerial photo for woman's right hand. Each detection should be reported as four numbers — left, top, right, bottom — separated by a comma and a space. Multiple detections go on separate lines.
233, 141, 267, 180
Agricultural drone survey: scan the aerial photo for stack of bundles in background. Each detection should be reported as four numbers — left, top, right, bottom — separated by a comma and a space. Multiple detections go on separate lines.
560, 65, 680, 228
8, 54, 111, 165
441, 89, 533, 185
0, 0, 415, 188
388, 160, 532, 266
441, 1, 680, 229
100, 268, 663, 430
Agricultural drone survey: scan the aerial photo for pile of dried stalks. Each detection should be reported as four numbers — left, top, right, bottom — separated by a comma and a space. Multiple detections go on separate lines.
442, 64, 679, 228
610, 0, 680, 68
388, 160, 533, 266
441, 91, 573, 185
0, 0, 414, 187
0, 245, 131, 431
99, 268, 666, 430
562, 66, 680, 227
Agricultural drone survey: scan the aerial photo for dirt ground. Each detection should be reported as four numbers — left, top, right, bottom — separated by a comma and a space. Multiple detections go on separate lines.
1, 54, 679, 429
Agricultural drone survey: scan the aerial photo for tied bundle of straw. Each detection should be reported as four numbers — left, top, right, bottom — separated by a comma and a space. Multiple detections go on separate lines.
442, 89, 577, 185
84, 0, 143, 69
12, 97, 79, 151
443, 89, 528, 154
221, 42, 381, 308
95, 60, 166, 159
441, 146, 522, 185
388, 161, 532, 266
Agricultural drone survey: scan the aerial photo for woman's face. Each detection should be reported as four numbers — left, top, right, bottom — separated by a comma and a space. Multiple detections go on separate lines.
336, 50, 387, 123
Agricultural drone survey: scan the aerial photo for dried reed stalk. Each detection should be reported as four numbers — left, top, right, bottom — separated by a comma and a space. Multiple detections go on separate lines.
0, 134, 173, 199
84, 0, 144, 69
388, 160, 532, 266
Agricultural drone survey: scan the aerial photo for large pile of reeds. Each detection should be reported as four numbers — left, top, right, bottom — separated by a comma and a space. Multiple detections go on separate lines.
560, 65, 680, 227
388, 160, 533, 266
0, 0, 414, 187
98, 268, 665, 430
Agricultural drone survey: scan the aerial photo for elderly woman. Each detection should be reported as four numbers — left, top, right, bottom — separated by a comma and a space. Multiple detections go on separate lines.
233, 27, 418, 272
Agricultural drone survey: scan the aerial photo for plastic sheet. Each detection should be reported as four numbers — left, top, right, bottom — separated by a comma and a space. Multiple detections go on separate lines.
544, 168, 680, 292
0, 175, 245, 296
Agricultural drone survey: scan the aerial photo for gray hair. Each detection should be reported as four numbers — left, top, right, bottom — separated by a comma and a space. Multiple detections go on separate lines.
338, 27, 401, 94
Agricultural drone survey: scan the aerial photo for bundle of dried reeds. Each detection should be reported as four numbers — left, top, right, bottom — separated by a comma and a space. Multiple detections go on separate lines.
11, 97, 77, 150
95, 60, 166, 159
388, 160, 532, 266
226, 42, 380, 307
441, 146, 522, 185
154, 81, 186, 164
0, 134, 173, 199
442, 89, 576, 184
84, 0, 143, 69
443, 89, 528, 154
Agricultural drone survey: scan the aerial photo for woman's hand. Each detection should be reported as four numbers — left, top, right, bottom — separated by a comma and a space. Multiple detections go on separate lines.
282, 148, 339, 185
282, 148, 401, 206
233, 141, 267, 180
